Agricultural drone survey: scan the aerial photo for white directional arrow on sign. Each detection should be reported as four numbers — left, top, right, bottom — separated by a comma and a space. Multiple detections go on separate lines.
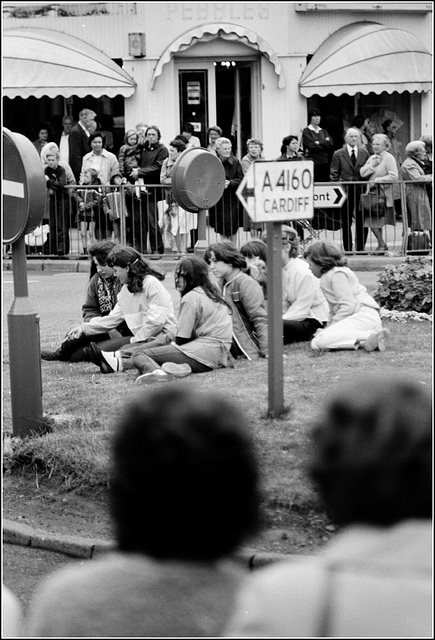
236, 162, 255, 218
313, 185, 347, 208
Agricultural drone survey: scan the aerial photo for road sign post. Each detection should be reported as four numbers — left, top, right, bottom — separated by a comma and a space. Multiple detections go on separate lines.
237, 160, 314, 417
265, 221, 285, 417
3, 128, 47, 437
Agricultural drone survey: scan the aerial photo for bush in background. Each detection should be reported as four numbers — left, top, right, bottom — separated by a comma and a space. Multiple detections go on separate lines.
374, 257, 432, 314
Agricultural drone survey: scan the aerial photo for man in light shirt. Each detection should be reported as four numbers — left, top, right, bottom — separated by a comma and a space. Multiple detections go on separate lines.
56, 115, 74, 165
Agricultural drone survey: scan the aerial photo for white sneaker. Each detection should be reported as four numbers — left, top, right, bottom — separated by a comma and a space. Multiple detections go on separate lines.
136, 369, 173, 385
364, 328, 390, 352
161, 362, 192, 378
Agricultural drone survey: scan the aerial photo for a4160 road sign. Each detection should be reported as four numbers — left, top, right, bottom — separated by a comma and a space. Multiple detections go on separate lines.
237, 160, 314, 223
314, 185, 346, 208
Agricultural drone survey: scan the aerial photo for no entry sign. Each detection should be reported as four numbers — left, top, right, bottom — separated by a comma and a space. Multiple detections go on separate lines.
3, 128, 46, 244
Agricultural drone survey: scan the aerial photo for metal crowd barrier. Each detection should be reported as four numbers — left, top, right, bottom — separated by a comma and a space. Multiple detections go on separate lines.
21, 179, 432, 259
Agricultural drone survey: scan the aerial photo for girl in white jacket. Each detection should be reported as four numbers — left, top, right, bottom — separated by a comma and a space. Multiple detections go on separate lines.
66, 245, 177, 373
304, 241, 389, 351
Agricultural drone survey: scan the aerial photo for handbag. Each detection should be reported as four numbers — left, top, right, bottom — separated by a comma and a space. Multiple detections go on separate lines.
359, 185, 386, 222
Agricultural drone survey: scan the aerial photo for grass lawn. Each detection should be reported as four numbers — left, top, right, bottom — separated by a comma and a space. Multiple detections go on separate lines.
3, 312, 432, 529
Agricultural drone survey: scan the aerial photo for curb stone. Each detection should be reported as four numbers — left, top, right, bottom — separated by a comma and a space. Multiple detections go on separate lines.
3, 519, 312, 569
2, 256, 408, 274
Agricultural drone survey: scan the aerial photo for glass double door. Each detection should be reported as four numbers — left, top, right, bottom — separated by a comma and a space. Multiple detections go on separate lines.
178, 60, 256, 157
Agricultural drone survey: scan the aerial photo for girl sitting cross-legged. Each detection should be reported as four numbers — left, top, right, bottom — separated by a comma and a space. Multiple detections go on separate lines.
129, 254, 234, 383
65, 245, 177, 373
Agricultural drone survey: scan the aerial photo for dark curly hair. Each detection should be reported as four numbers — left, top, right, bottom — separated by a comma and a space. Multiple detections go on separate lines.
88, 240, 117, 278
309, 374, 432, 526
175, 255, 229, 308
240, 240, 267, 263
169, 138, 186, 153
203, 241, 247, 270
280, 135, 299, 156
106, 245, 165, 293
88, 131, 105, 146
308, 108, 321, 122
304, 240, 347, 273
110, 386, 261, 560
145, 125, 161, 141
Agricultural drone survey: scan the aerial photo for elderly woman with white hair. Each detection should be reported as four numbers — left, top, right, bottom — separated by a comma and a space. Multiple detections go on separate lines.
400, 140, 432, 242
41, 141, 76, 185
40, 142, 78, 255
359, 133, 398, 253
208, 137, 244, 244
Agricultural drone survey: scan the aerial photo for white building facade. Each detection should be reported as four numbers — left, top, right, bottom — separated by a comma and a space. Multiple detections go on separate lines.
2, 2, 433, 158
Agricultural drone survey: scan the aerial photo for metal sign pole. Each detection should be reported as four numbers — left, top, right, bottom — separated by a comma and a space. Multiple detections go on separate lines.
194, 208, 208, 255
237, 159, 315, 419
3, 127, 47, 438
7, 237, 44, 437
266, 221, 284, 418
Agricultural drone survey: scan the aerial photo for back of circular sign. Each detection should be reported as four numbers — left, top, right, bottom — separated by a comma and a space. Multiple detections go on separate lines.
3, 128, 47, 244
172, 147, 225, 213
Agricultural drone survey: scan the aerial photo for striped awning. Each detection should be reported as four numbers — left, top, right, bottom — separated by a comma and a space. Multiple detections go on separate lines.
3, 27, 136, 99
299, 21, 432, 97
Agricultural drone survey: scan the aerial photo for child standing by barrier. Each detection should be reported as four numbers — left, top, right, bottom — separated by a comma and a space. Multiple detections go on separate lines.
76, 168, 102, 254
118, 130, 141, 182
44, 148, 72, 256
103, 175, 128, 243
304, 241, 389, 351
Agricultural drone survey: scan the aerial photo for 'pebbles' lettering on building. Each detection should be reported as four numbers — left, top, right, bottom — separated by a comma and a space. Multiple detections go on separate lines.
166, 3, 270, 21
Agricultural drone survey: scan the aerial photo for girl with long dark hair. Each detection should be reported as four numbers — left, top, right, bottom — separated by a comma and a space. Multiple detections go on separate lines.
65, 245, 177, 372
130, 254, 233, 382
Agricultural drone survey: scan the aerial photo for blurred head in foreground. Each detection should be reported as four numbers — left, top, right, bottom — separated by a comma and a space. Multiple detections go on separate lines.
309, 374, 432, 526
110, 386, 261, 560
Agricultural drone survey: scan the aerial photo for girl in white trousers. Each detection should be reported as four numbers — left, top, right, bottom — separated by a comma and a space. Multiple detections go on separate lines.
304, 241, 389, 351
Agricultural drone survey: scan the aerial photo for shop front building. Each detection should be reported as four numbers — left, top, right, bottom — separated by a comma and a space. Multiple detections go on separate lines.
3, 2, 432, 157
3, 3, 432, 257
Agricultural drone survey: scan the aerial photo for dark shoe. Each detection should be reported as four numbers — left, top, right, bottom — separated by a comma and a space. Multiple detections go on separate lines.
89, 342, 120, 374
83, 345, 101, 367
41, 349, 66, 361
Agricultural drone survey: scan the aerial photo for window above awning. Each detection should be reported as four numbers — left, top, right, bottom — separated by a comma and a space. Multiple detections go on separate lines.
3, 27, 136, 99
151, 23, 285, 89
299, 21, 432, 97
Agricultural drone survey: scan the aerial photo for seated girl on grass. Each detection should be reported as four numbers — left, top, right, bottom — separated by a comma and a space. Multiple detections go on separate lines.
204, 241, 268, 361
303, 240, 389, 352
65, 245, 177, 373
88, 255, 234, 382
41, 240, 132, 362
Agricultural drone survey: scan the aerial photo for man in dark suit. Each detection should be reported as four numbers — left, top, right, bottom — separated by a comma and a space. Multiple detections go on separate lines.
330, 127, 370, 252
68, 109, 96, 182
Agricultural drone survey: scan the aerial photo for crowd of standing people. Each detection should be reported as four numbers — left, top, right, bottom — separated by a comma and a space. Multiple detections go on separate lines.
24, 109, 432, 259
